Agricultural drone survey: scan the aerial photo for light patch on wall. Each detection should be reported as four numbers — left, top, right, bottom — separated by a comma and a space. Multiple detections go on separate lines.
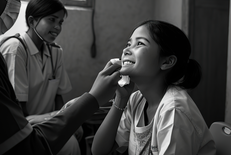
4, 1, 27, 36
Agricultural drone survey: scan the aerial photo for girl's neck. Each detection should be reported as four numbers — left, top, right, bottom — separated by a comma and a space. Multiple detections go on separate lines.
26, 29, 44, 51
135, 78, 167, 108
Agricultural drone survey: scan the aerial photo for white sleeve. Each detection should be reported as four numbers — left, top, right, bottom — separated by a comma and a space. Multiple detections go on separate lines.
157, 108, 197, 155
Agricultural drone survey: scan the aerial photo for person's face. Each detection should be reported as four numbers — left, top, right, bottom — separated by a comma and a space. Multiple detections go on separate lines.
120, 25, 163, 80
34, 10, 65, 42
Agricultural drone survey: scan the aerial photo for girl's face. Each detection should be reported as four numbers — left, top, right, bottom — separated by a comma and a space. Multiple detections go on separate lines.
34, 10, 65, 43
120, 25, 163, 80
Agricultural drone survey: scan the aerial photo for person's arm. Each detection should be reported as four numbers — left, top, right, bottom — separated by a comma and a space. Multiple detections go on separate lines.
4, 93, 99, 155
33, 93, 100, 154
2, 39, 29, 104
23, 95, 63, 125
2, 60, 121, 155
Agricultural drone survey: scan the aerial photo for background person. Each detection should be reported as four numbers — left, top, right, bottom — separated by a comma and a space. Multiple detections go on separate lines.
1, 0, 82, 154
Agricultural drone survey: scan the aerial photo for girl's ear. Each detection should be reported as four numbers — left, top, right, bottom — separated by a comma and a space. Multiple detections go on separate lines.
28, 16, 35, 27
161, 55, 177, 70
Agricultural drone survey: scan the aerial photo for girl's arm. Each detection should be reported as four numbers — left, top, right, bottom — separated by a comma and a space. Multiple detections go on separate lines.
91, 97, 128, 155
92, 81, 134, 155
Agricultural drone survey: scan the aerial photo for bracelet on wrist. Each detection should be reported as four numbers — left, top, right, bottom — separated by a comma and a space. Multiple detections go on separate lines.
113, 102, 126, 111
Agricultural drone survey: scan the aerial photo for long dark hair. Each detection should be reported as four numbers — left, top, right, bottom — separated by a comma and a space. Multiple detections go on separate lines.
137, 20, 202, 89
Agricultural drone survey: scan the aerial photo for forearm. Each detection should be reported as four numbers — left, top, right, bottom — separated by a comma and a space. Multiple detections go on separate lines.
4, 128, 53, 155
33, 93, 99, 154
92, 98, 127, 155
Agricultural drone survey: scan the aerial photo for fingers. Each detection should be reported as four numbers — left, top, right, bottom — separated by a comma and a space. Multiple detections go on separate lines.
44, 117, 51, 121
100, 60, 122, 78
103, 60, 113, 70
109, 70, 121, 84
102, 63, 121, 76
28, 118, 35, 125
26, 116, 34, 121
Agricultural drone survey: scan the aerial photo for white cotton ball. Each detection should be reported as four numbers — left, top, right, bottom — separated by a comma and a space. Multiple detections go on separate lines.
110, 58, 121, 65
110, 58, 130, 87
118, 75, 130, 87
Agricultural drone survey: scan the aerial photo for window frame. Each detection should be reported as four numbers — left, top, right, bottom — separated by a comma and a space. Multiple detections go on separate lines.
22, 0, 93, 8
62, 0, 92, 8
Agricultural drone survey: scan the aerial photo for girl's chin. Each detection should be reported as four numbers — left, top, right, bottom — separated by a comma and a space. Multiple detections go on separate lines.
44, 38, 55, 43
120, 69, 130, 76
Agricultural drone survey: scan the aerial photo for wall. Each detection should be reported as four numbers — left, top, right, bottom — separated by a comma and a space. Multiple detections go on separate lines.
153, 0, 183, 28
153, 0, 189, 34
56, 0, 158, 102
4, 0, 184, 103
58, 0, 185, 102
225, 0, 231, 123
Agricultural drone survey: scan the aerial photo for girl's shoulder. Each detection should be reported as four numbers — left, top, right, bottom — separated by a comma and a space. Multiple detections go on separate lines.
0, 34, 27, 55
50, 42, 61, 49
49, 42, 63, 55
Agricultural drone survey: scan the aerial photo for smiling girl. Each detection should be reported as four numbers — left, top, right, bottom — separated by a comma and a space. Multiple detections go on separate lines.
92, 20, 216, 155
0, 0, 81, 154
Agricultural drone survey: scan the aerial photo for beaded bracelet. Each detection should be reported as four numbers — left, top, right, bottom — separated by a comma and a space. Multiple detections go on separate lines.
113, 103, 126, 111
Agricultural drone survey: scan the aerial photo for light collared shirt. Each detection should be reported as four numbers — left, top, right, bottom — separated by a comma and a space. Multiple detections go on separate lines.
116, 86, 216, 155
1, 32, 72, 115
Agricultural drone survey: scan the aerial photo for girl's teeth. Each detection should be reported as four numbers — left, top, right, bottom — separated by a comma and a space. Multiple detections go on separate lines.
124, 61, 133, 65
51, 32, 58, 36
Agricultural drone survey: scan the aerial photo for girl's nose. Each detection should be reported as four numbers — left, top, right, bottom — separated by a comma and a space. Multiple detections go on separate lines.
54, 24, 61, 30
123, 48, 132, 55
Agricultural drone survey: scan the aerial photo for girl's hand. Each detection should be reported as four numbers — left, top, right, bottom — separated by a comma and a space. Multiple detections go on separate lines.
115, 80, 135, 108
116, 80, 135, 99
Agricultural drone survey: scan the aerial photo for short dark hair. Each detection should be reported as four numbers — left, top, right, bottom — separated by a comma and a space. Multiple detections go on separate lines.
25, 0, 68, 27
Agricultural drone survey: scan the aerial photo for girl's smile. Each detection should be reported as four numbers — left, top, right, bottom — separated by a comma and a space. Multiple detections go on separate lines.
34, 9, 65, 43
122, 60, 135, 66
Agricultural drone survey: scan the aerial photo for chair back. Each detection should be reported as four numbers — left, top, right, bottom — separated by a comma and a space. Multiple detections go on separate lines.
210, 122, 231, 155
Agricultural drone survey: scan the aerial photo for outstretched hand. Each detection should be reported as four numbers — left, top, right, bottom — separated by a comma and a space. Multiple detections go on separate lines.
89, 61, 121, 107
26, 113, 53, 125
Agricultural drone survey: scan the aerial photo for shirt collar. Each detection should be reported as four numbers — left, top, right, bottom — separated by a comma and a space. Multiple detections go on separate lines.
21, 32, 50, 57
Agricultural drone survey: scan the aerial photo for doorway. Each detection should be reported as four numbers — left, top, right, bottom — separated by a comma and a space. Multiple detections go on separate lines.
188, 0, 230, 126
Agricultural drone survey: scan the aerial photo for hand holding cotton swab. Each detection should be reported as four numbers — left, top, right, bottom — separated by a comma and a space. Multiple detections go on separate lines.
110, 58, 130, 87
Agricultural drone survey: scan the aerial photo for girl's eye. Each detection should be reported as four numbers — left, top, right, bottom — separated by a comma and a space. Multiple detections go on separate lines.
126, 42, 131, 47
137, 42, 145, 46
59, 21, 63, 26
49, 18, 55, 22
